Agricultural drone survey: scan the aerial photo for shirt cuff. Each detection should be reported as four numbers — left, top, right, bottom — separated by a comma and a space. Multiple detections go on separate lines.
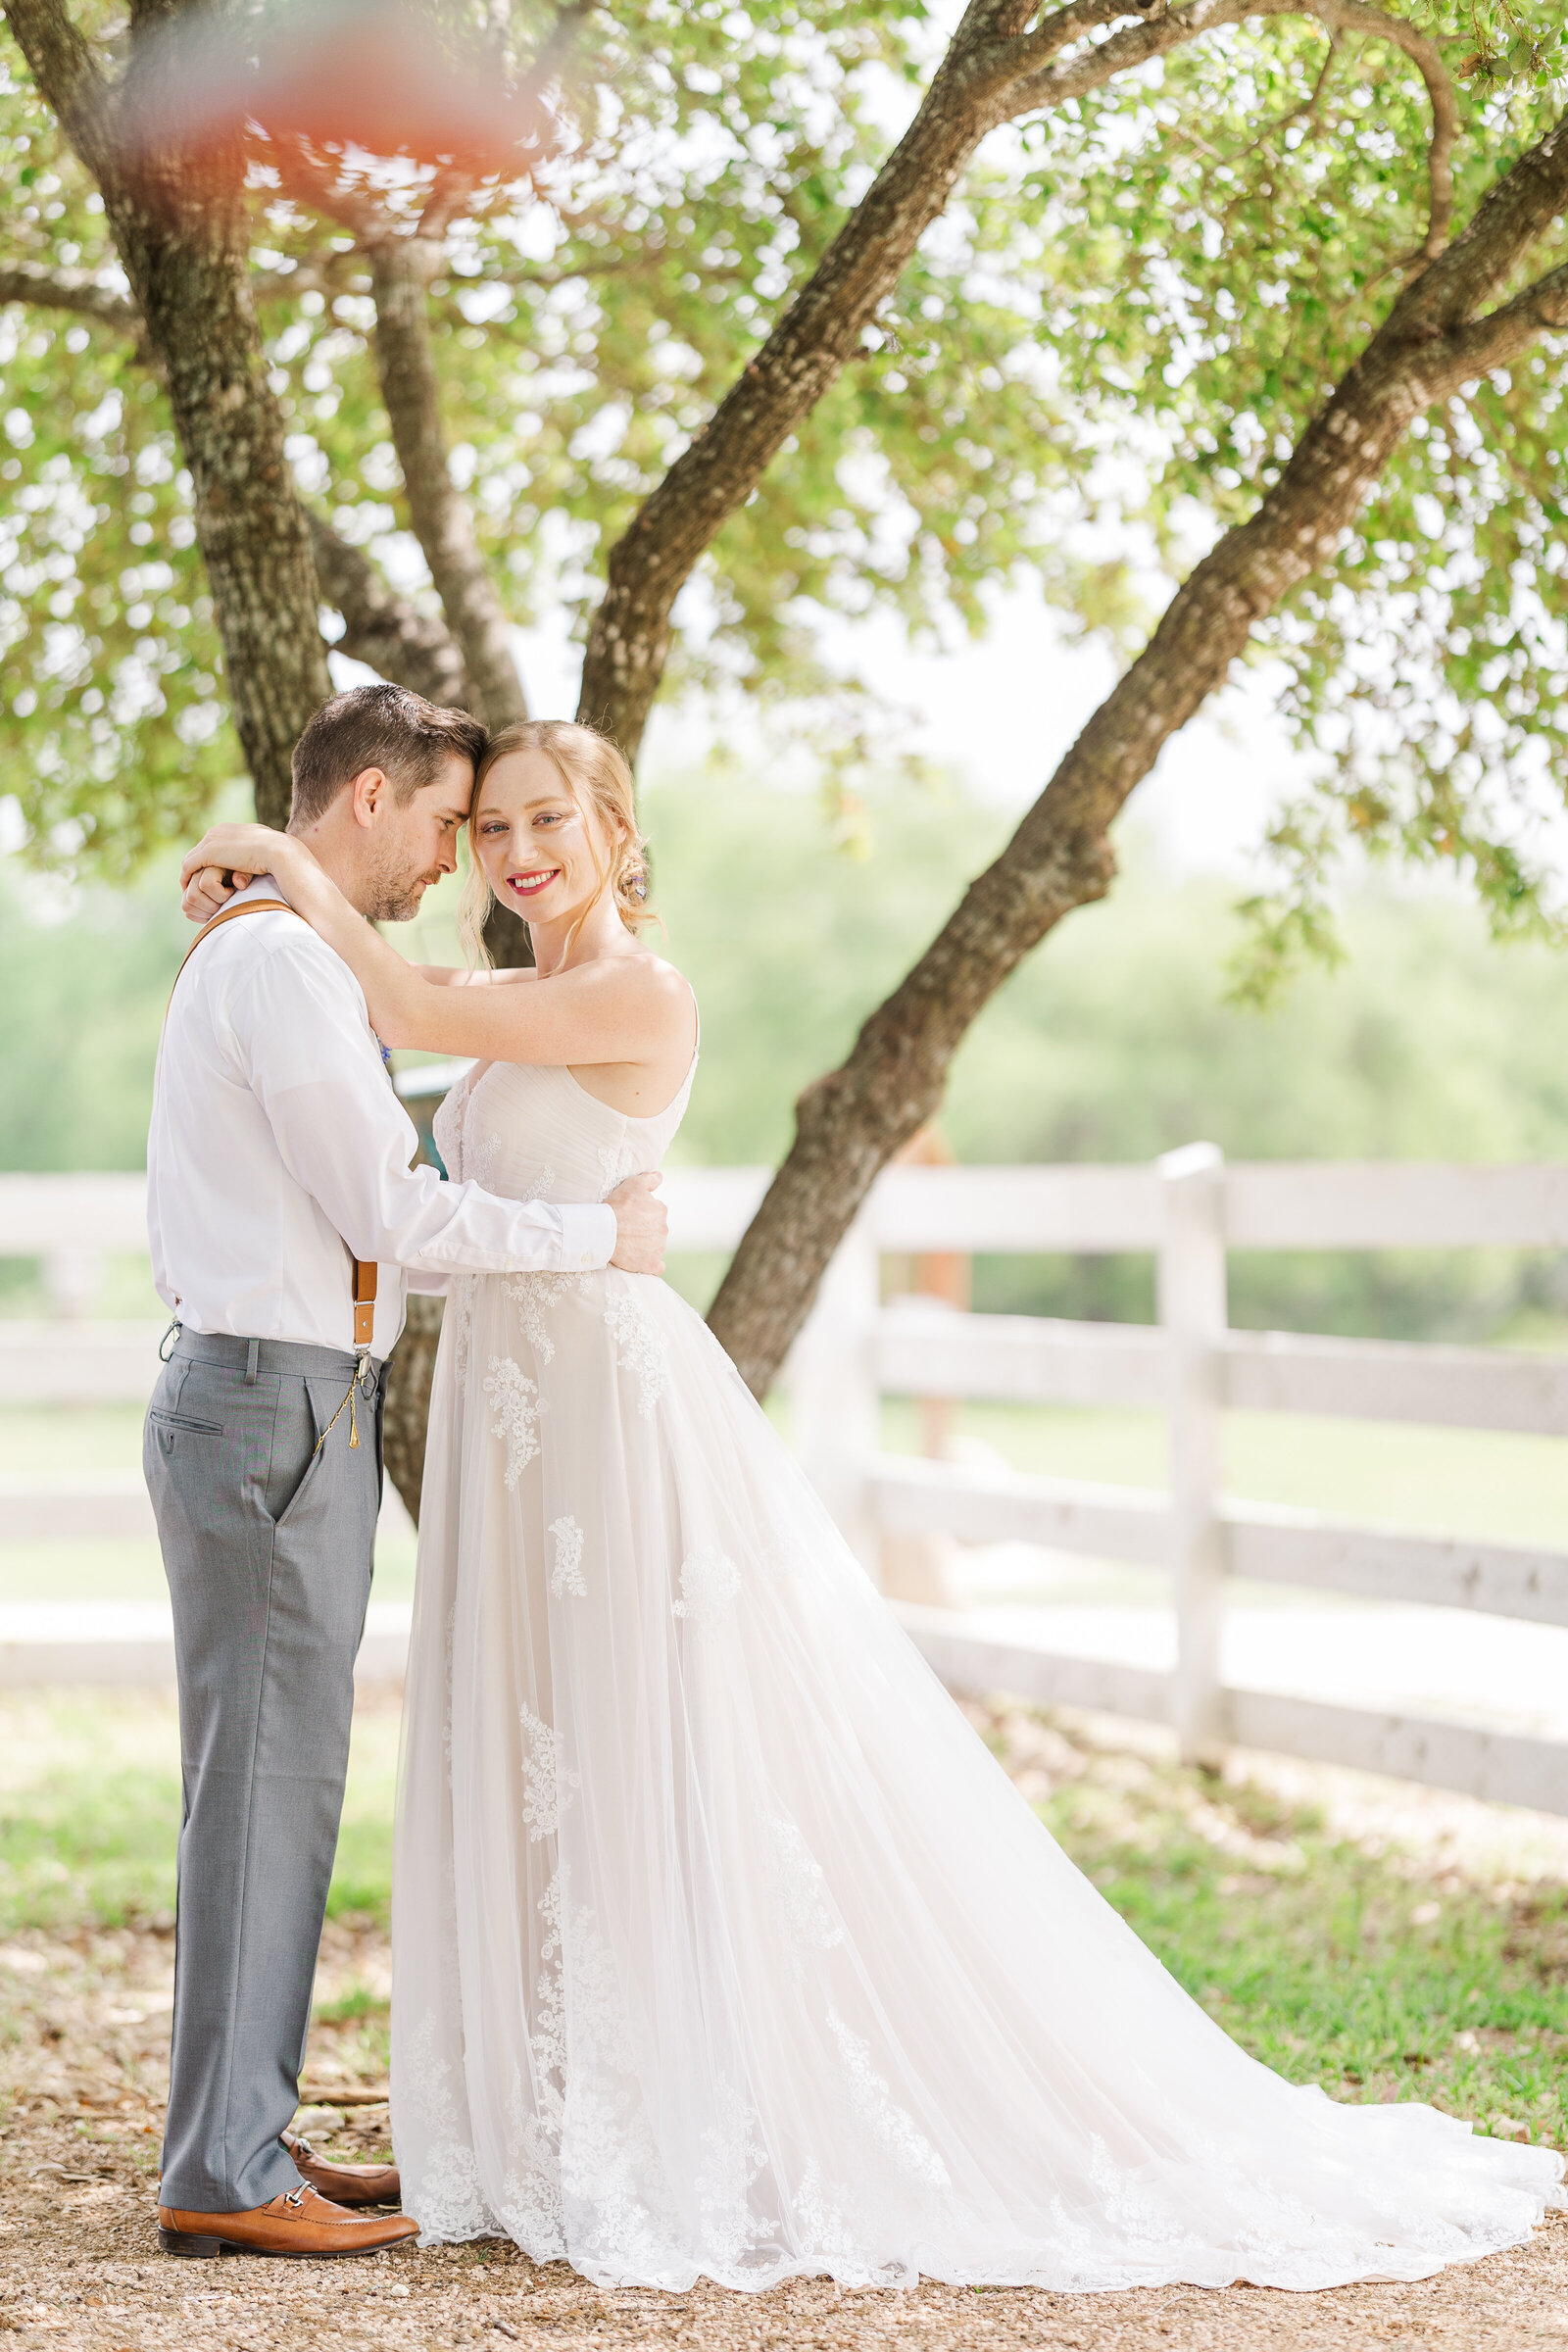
405, 1267, 452, 1297
559, 1202, 617, 1273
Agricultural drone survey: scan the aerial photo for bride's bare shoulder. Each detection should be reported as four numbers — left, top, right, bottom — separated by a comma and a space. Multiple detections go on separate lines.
612, 947, 697, 1038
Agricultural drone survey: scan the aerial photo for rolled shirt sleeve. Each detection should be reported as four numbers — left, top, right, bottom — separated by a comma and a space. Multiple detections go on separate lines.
233, 937, 616, 1278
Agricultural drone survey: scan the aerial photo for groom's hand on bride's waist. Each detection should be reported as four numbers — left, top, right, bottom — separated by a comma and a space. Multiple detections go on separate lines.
607, 1173, 667, 1276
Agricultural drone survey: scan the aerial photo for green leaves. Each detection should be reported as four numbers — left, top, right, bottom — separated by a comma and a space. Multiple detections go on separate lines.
1453, 0, 1568, 92
0, 63, 233, 869
3, 0, 1567, 949
993, 3, 1568, 980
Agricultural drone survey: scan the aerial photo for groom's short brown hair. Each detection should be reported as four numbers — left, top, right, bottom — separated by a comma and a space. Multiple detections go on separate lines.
289, 684, 488, 827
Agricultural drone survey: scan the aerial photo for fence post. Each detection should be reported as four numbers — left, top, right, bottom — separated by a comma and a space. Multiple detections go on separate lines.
1158, 1142, 1228, 1767
787, 1212, 881, 1579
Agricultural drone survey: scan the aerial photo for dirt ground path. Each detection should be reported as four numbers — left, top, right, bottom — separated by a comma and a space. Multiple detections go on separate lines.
3, 1919, 1567, 2352
2, 2139, 1567, 2352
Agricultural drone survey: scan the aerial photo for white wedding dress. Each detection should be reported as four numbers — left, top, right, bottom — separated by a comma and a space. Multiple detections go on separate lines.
390, 1043, 1563, 2293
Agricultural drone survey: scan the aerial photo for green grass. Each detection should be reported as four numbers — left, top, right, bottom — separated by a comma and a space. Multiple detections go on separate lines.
313, 1984, 391, 2026
0, 1694, 401, 1935
1, 1692, 1563, 2150
1023, 1738, 1568, 2150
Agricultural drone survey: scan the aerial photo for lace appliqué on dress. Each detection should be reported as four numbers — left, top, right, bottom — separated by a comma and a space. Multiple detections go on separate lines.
519, 1705, 579, 1840
466, 1126, 501, 1190
447, 1273, 479, 1393
484, 1356, 545, 1489
596, 1140, 641, 1200
553, 1886, 679, 2278
764, 1813, 843, 1955
504, 1269, 589, 1366
695, 2082, 769, 2273
826, 2010, 951, 2191
549, 1515, 588, 1598
793, 2159, 866, 2270
432, 1071, 483, 1396
603, 1291, 669, 1416
400, 2012, 498, 2245
672, 1544, 741, 1628
494, 1876, 568, 2259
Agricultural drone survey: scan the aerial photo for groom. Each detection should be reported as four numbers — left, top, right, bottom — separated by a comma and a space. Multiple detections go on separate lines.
143, 682, 666, 2260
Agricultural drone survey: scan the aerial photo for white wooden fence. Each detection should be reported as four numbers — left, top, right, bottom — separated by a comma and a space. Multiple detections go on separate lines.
5, 1155, 1568, 1815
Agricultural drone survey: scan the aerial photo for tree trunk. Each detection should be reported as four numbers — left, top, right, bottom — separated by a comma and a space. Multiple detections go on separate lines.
307, 510, 473, 710
706, 112, 1568, 1398
4, 0, 332, 830
367, 236, 528, 731
382, 1294, 444, 1524
118, 205, 330, 830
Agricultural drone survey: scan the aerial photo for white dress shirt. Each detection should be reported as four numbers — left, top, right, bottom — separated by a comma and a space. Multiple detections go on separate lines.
147, 877, 615, 1356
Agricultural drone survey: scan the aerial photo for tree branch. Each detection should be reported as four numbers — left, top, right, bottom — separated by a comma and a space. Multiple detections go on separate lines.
1400, 113, 1568, 335
1258, 1, 1454, 257
705, 99, 1568, 1399
1, 0, 109, 165
366, 234, 527, 729
999, 1, 1454, 254
0, 252, 362, 323
305, 510, 474, 709
0, 258, 139, 328
1440, 256, 1568, 377
575, 0, 1460, 760
0, 240, 478, 727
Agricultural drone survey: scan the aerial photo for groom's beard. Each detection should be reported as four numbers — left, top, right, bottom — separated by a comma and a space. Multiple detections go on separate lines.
362, 851, 445, 925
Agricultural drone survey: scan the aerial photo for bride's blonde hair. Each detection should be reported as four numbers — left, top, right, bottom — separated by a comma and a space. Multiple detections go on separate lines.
459, 718, 651, 967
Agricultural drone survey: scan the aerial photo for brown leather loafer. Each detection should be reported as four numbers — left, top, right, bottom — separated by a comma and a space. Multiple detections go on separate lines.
158, 2181, 419, 2258
281, 2127, 401, 2208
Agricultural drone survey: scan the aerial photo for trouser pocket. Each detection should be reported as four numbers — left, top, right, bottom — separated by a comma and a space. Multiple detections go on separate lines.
264, 1375, 328, 1530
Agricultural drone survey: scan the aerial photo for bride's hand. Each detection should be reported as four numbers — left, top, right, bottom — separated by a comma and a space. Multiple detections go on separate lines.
178, 823, 297, 894
178, 825, 318, 925
181, 864, 237, 924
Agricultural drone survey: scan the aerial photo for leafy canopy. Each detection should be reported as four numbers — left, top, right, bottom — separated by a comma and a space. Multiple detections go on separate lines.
0, 0, 1565, 983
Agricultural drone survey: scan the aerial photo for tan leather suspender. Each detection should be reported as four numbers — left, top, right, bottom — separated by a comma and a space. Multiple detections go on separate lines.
168, 894, 296, 985
351, 1256, 377, 1350
165, 897, 378, 1353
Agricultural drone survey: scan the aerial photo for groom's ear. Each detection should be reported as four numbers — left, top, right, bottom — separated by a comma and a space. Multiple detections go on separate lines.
346, 766, 390, 828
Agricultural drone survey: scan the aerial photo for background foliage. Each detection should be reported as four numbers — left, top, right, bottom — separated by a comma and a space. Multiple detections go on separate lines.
3, 0, 1568, 991
7, 764, 1568, 1340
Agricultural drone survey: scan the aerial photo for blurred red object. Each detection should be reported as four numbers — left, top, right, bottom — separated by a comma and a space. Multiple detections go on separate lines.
114, 0, 551, 187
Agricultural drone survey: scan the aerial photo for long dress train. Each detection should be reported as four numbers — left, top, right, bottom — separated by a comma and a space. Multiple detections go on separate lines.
389, 1047, 1563, 2292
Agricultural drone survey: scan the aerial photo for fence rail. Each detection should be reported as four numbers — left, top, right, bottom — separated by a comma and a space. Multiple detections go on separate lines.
4, 1155, 1568, 1815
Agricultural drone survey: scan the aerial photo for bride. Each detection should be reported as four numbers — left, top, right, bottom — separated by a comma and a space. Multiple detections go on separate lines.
182, 718, 1562, 2296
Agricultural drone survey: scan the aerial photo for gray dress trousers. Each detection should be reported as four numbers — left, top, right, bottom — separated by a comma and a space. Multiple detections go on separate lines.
143, 1326, 383, 2213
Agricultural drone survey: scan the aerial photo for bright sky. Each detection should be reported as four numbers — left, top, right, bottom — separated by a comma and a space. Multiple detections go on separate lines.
505, 580, 1314, 883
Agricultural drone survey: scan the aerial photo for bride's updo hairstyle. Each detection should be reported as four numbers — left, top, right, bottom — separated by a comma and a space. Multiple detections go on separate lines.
459, 718, 652, 968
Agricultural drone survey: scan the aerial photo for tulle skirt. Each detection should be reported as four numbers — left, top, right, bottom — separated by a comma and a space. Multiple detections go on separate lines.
389, 1264, 1563, 2292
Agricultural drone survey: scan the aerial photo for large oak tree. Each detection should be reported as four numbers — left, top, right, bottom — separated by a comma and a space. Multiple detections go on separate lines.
3, 0, 1566, 1513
